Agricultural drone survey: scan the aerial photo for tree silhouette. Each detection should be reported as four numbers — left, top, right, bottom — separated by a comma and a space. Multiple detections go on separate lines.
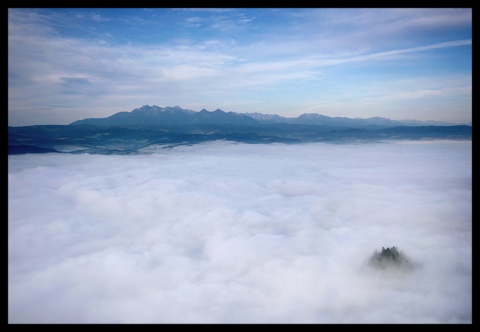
369, 246, 412, 270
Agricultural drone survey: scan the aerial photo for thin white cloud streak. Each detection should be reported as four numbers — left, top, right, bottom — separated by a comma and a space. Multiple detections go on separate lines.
293, 8, 471, 48
309, 39, 472, 66
372, 86, 472, 102
8, 141, 472, 323
317, 8, 472, 30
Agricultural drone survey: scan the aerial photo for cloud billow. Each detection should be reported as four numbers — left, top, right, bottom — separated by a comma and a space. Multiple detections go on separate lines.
8, 140, 472, 323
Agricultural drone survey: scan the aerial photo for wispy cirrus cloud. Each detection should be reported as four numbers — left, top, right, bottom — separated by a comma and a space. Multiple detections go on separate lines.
91, 13, 110, 22
318, 8, 472, 29
306, 39, 473, 66
374, 86, 472, 102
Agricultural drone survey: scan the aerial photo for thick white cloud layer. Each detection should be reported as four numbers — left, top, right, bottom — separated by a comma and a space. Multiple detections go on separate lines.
8, 140, 472, 323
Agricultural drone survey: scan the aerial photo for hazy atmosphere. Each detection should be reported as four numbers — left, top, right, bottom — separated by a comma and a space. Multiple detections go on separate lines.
8, 141, 472, 323
8, 8, 472, 126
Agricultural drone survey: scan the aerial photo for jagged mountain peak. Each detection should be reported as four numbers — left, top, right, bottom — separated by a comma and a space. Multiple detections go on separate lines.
131, 105, 194, 114
69, 105, 461, 128
70, 105, 257, 126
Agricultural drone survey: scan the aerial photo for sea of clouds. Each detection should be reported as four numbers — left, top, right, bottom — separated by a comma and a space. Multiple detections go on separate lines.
8, 140, 472, 323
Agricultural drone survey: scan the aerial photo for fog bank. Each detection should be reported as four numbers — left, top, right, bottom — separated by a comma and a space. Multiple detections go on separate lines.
8, 140, 472, 323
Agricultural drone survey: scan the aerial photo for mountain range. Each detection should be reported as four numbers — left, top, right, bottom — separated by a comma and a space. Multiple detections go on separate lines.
70, 105, 465, 128
9, 105, 472, 155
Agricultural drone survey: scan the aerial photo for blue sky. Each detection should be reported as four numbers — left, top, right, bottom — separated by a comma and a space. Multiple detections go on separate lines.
8, 8, 472, 126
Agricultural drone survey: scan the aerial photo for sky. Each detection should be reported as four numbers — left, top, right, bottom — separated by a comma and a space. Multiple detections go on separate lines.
8, 8, 472, 126
8, 140, 472, 323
